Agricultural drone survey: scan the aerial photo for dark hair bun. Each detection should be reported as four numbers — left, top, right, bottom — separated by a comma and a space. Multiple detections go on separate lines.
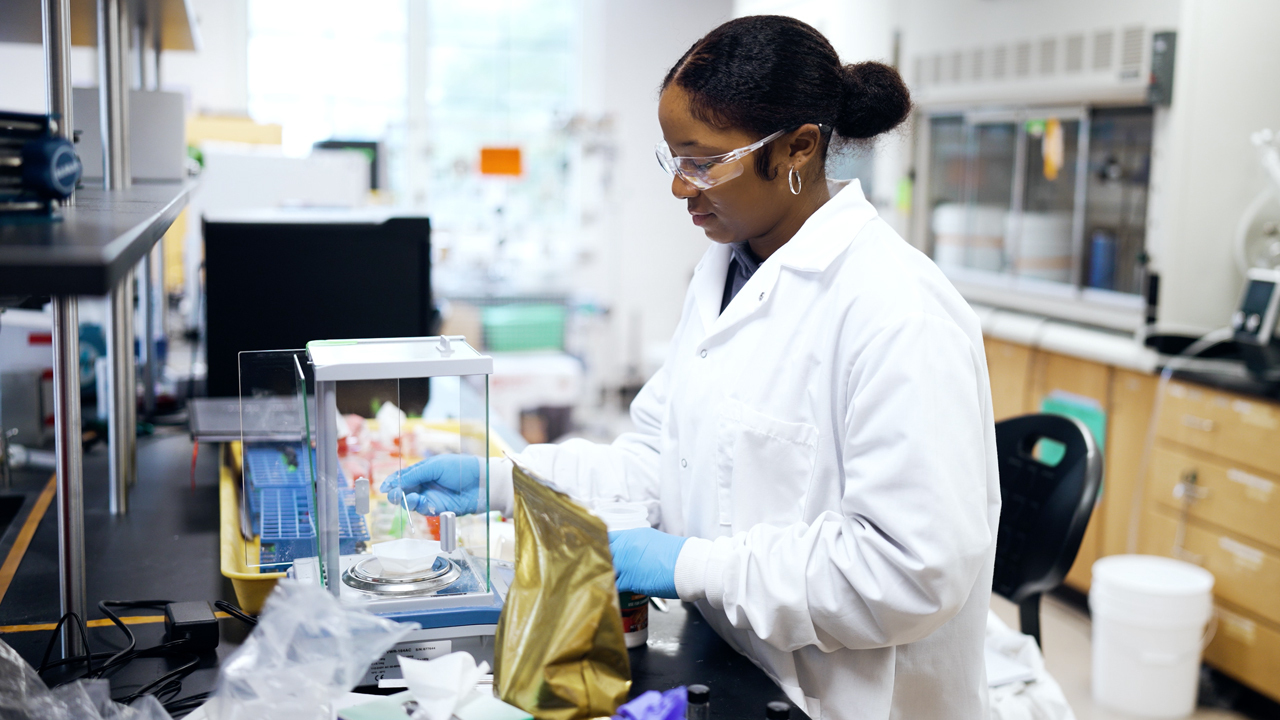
836, 61, 912, 140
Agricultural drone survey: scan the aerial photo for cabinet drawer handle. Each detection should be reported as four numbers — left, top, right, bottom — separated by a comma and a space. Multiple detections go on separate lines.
1181, 415, 1216, 432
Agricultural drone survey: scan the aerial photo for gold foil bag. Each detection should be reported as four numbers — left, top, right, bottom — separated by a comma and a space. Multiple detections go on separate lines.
494, 461, 631, 720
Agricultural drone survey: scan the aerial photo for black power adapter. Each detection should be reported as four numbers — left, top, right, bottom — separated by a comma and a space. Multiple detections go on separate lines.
164, 601, 219, 651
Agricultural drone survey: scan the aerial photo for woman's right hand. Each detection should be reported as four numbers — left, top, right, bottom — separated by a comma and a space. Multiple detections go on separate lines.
380, 454, 482, 516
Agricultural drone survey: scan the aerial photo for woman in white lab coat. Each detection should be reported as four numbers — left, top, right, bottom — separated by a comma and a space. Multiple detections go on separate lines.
387, 15, 1001, 720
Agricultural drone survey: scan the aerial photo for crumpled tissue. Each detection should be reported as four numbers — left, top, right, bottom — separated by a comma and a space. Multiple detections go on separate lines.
399, 652, 490, 720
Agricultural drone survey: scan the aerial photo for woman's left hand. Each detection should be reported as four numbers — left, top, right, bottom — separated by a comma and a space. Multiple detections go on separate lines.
607, 527, 688, 599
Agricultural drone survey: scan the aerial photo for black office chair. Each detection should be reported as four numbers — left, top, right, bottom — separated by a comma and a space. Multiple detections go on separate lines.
992, 413, 1102, 648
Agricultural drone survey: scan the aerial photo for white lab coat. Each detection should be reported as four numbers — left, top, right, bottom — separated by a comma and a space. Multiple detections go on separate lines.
494, 181, 1000, 720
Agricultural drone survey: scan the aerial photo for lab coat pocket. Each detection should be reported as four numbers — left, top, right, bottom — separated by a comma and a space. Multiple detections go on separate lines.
716, 399, 818, 531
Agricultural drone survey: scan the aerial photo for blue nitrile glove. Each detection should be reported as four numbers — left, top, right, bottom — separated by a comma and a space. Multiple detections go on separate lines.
613, 687, 687, 720
608, 527, 688, 599
379, 454, 481, 516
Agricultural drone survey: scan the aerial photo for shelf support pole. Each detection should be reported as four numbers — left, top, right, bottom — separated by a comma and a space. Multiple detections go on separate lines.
44, 0, 87, 662
107, 267, 135, 514
51, 297, 86, 659
97, 0, 130, 189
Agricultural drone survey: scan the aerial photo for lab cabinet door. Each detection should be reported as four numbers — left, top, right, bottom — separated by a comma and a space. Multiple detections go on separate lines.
983, 337, 1033, 421
926, 114, 1019, 276
1028, 351, 1112, 591
1012, 115, 1082, 285
1100, 369, 1157, 558
1082, 108, 1154, 295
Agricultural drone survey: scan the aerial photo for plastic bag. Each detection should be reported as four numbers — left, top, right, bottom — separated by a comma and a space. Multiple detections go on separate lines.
0, 639, 172, 720
986, 611, 1076, 720
493, 461, 630, 720
204, 579, 418, 720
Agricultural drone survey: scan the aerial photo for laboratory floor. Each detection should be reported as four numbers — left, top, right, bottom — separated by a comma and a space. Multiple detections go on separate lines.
989, 593, 1254, 720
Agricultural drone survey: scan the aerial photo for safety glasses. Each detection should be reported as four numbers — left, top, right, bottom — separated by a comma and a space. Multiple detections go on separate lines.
655, 129, 786, 190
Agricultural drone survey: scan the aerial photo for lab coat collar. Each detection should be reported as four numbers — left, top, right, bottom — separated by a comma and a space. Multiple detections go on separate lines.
690, 179, 878, 338
770, 179, 877, 272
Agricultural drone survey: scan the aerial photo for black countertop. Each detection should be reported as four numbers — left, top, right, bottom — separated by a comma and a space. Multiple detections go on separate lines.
0, 182, 192, 295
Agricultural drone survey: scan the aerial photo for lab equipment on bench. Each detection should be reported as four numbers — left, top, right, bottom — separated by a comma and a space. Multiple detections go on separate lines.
597, 502, 653, 648
0, 110, 81, 215
238, 336, 504, 684
1231, 268, 1280, 379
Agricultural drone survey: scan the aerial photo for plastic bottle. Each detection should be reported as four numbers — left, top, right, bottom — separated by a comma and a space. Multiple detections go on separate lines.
596, 502, 651, 649
686, 684, 710, 720
765, 701, 791, 720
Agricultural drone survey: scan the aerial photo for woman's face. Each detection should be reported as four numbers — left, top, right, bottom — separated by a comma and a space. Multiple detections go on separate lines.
657, 85, 803, 245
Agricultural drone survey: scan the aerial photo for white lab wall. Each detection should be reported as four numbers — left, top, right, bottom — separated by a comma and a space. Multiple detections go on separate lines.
159, 0, 250, 114
732, 0, 910, 230
577, 0, 735, 383
0, 0, 247, 117
1152, 0, 1280, 334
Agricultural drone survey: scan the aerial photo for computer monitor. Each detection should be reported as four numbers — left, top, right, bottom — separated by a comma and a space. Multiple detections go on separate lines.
203, 211, 436, 398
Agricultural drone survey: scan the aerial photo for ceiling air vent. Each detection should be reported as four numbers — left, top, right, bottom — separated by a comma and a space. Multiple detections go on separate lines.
1065, 34, 1084, 73
1092, 29, 1114, 71
1120, 26, 1144, 79
914, 56, 926, 87
971, 48, 985, 82
931, 54, 943, 85
992, 45, 1008, 79
950, 50, 963, 83
1014, 42, 1031, 77
1039, 38, 1057, 75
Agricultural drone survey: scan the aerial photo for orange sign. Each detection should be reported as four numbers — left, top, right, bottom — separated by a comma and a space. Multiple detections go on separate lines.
480, 147, 522, 176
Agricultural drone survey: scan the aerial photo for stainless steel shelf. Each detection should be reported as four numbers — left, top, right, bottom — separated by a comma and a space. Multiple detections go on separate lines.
0, 181, 193, 295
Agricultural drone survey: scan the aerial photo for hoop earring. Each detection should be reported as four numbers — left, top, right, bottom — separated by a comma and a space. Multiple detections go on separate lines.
788, 166, 802, 195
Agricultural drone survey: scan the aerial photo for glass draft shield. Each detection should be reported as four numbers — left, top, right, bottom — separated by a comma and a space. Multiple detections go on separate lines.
238, 337, 494, 606
655, 129, 786, 190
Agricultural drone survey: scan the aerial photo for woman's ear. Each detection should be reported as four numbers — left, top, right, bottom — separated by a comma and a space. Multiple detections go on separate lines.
785, 123, 824, 172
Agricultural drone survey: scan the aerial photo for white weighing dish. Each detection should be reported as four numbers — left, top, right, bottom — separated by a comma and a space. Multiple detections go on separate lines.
373, 538, 443, 575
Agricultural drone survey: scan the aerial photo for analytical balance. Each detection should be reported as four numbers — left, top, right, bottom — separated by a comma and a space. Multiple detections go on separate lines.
237, 336, 504, 683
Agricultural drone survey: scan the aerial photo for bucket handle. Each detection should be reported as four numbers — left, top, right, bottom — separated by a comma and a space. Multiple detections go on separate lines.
1112, 612, 1218, 666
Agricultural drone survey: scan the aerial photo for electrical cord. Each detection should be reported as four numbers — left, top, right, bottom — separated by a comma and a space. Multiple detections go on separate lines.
213, 600, 257, 626
95, 599, 174, 675
33, 597, 257, 712
37, 612, 93, 677
163, 691, 212, 718
114, 650, 201, 705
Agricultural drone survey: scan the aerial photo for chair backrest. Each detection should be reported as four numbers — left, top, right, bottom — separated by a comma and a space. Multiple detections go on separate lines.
992, 413, 1103, 604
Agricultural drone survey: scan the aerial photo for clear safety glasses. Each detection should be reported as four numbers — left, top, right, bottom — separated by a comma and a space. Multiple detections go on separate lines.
655, 129, 786, 190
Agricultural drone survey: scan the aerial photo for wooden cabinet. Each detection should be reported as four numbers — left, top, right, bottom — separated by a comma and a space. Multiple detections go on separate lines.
984, 338, 1034, 421
1026, 350, 1112, 591
1204, 601, 1280, 703
980, 335, 1280, 701
1141, 380, 1280, 703
1101, 370, 1158, 559
1155, 381, 1280, 476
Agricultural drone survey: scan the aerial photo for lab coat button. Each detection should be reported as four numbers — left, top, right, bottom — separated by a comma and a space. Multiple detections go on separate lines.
681, 458, 688, 468
700, 349, 707, 358
759, 292, 764, 301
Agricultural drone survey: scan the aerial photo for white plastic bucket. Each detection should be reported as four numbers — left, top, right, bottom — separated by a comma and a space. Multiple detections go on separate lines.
1089, 555, 1215, 718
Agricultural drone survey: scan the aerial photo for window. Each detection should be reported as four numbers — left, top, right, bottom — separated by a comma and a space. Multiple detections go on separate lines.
247, 0, 407, 157
919, 105, 1154, 326
422, 0, 580, 285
